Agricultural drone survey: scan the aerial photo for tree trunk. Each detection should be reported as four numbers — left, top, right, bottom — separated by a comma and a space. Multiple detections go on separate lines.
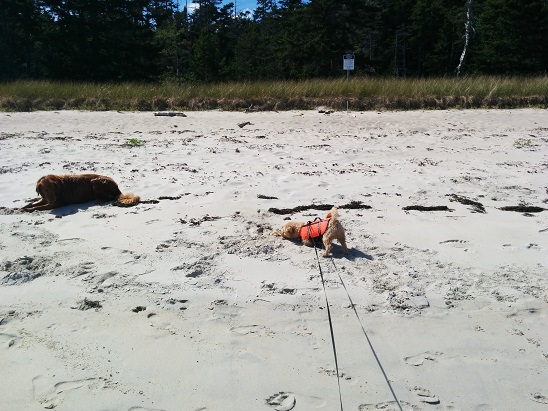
456, 0, 473, 77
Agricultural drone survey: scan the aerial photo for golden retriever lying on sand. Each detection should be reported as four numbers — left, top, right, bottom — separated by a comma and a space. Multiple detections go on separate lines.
22, 174, 140, 212
273, 207, 349, 257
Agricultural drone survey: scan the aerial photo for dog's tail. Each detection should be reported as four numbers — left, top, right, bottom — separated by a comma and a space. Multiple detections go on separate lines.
115, 193, 140, 207
325, 206, 340, 220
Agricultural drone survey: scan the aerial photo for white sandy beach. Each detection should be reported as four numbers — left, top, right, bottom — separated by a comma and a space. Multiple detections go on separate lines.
0, 109, 547, 411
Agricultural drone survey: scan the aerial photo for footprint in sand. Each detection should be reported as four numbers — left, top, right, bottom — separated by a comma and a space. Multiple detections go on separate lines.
230, 324, 274, 336
403, 351, 443, 366
439, 239, 469, 248
532, 392, 548, 404
0, 331, 19, 348
319, 367, 356, 384
358, 400, 419, 410
412, 386, 440, 404
71, 261, 96, 278
32, 375, 105, 409
266, 392, 325, 410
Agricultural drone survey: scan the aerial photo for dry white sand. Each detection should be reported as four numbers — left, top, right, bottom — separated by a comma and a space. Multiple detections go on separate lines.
0, 109, 547, 411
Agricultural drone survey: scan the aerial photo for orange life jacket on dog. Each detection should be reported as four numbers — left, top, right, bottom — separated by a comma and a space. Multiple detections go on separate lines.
300, 218, 330, 241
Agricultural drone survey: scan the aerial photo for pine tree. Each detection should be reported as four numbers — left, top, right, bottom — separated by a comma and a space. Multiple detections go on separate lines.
472, 0, 548, 74
409, 0, 465, 76
0, 0, 46, 80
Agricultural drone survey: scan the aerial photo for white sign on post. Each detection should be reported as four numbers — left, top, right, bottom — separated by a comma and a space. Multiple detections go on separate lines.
343, 53, 355, 81
343, 53, 355, 70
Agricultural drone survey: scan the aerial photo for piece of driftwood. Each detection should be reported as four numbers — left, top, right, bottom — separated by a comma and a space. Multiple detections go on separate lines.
257, 194, 279, 200
154, 112, 187, 117
238, 121, 252, 128
269, 201, 371, 215
403, 205, 453, 212
447, 194, 486, 213
499, 206, 545, 213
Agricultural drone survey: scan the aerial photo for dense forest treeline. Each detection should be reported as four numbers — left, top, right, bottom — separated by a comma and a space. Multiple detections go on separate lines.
1, 0, 547, 83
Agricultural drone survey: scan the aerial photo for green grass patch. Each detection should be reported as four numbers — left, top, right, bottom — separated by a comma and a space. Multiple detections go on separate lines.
513, 138, 538, 149
125, 138, 145, 147
1, 76, 546, 111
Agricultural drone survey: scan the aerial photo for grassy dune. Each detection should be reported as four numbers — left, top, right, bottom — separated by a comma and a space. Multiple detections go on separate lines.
1, 76, 547, 111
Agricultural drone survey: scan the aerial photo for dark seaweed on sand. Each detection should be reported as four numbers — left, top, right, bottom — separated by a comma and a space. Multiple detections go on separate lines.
269, 200, 371, 215
447, 194, 486, 213
402, 205, 453, 211
500, 205, 545, 213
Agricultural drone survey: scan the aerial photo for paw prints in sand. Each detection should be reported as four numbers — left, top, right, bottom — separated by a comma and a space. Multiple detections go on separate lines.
403, 351, 444, 367
266, 392, 296, 411
266, 392, 326, 410
261, 281, 296, 296
0, 255, 55, 285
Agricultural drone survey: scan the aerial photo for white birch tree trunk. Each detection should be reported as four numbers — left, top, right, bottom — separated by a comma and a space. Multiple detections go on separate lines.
456, 0, 474, 77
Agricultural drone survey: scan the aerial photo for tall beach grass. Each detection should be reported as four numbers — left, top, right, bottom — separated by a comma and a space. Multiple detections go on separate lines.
1, 76, 546, 111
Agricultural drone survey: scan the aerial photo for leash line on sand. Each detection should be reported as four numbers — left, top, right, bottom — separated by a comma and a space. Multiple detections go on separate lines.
309, 222, 402, 411
308, 223, 344, 411
329, 258, 404, 411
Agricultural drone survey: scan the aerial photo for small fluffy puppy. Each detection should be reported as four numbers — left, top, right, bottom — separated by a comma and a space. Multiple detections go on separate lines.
273, 207, 349, 257
22, 174, 140, 212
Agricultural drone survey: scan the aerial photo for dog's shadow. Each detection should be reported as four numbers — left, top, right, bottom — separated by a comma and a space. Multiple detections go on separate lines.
344, 247, 374, 261
296, 241, 374, 261
328, 244, 373, 261
49, 201, 104, 217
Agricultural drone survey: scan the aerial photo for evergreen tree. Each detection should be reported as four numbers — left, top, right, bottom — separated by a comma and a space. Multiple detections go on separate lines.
376, 0, 414, 76
2, 0, 547, 81
0, 0, 46, 80
472, 0, 548, 74
225, 18, 259, 80
409, 0, 465, 76
275, 0, 309, 78
186, 0, 225, 80
40, 0, 161, 81
252, 0, 283, 79
154, 9, 189, 81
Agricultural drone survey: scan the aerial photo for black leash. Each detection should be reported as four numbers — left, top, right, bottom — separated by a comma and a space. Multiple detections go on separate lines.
307, 222, 344, 411
304, 216, 402, 411
329, 258, 404, 411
